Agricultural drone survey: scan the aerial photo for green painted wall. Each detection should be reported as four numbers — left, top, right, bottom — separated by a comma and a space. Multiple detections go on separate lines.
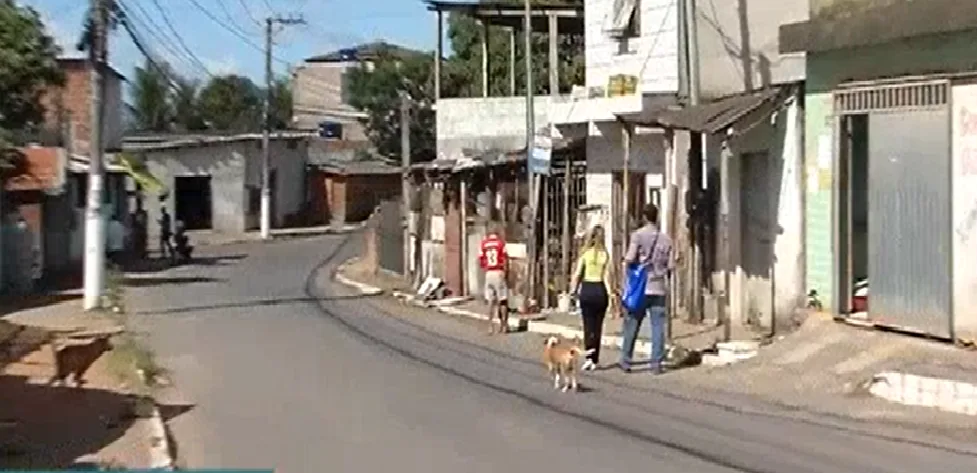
803, 29, 977, 310
804, 93, 834, 306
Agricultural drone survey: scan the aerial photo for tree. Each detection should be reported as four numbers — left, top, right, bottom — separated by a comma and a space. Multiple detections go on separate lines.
268, 76, 293, 130
130, 59, 172, 132
0, 0, 64, 139
171, 77, 206, 131
197, 74, 261, 132
345, 49, 437, 164
445, 0, 584, 98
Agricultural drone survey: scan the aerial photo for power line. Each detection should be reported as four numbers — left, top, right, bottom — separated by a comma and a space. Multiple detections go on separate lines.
145, 0, 215, 77
184, 0, 290, 65
117, 0, 212, 78
236, 0, 263, 28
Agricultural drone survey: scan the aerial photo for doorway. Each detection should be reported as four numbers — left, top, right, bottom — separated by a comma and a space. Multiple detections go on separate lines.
837, 114, 869, 316
174, 176, 213, 230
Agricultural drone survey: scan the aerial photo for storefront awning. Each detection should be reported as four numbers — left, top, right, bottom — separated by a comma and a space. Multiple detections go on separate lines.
618, 87, 787, 135
115, 153, 166, 195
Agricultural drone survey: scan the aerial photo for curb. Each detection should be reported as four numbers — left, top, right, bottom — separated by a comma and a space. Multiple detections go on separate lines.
867, 371, 977, 416
148, 404, 175, 470
137, 370, 175, 470
390, 291, 528, 331
525, 320, 653, 357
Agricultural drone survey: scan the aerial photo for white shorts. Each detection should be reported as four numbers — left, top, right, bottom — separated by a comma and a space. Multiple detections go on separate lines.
484, 270, 508, 303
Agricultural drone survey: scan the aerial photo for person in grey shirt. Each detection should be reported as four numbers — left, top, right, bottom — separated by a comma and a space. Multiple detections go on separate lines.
620, 203, 674, 375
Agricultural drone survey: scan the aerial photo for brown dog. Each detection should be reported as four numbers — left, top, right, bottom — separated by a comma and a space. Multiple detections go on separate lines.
542, 336, 595, 392
49, 336, 113, 387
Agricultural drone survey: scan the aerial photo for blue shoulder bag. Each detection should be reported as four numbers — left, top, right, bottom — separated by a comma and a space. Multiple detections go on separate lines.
621, 233, 660, 313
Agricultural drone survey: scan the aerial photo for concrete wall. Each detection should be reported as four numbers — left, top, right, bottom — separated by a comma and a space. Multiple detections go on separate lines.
951, 82, 977, 341
584, 0, 680, 94
695, 0, 807, 98
435, 96, 552, 159
244, 139, 308, 227
717, 93, 805, 327
142, 139, 306, 240
292, 61, 367, 140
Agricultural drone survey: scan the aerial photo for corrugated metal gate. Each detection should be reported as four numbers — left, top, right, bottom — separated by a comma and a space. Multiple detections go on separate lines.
835, 80, 952, 338
378, 199, 404, 274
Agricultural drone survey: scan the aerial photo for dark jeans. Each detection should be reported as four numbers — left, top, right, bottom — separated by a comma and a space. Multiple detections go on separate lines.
160, 235, 173, 258
578, 282, 608, 363
619, 294, 667, 370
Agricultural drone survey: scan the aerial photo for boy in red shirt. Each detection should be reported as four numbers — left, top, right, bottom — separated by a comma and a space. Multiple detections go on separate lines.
478, 224, 509, 334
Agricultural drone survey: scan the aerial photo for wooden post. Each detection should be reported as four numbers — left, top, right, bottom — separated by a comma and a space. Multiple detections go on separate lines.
480, 19, 489, 98
548, 13, 559, 96
542, 176, 550, 308
460, 175, 468, 296
435, 10, 443, 101
622, 122, 632, 250
561, 153, 572, 290
509, 27, 517, 96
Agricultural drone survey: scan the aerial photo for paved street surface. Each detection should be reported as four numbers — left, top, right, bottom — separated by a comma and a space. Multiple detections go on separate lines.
126, 235, 977, 473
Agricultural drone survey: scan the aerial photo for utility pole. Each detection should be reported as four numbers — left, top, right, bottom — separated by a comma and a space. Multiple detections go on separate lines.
400, 92, 412, 279
83, 0, 108, 311
524, 0, 538, 306
261, 14, 305, 240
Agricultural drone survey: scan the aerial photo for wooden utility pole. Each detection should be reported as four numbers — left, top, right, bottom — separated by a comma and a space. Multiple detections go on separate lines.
400, 92, 412, 278
524, 0, 538, 306
261, 14, 305, 240
561, 154, 571, 289
83, 0, 108, 310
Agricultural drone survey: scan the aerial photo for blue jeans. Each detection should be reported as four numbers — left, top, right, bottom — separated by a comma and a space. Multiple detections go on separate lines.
619, 294, 667, 370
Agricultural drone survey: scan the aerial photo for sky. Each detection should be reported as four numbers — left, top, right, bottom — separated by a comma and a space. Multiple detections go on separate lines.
21, 0, 438, 94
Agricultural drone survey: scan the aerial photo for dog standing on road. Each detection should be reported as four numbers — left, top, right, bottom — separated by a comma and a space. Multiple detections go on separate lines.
542, 336, 595, 392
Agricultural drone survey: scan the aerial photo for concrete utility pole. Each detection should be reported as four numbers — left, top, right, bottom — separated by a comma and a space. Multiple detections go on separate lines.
400, 91, 411, 279
83, 0, 108, 310
261, 14, 305, 240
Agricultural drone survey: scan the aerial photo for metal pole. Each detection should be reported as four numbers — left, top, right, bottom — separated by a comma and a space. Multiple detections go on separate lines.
622, 122, 631, 255
524, 0, 537, 305
542, 177, 549, 307
435, 11, 443, 101
260, 17, 273, 240
461, 177, 468, 296
684, 0, 702, 323
401, 92, 412, 278
83, 0, 107, 310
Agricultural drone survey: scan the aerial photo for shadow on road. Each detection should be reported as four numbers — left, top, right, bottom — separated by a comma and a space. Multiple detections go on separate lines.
130, 293, 380, 316
122, 276, 224, 288
123, 254, 248, 274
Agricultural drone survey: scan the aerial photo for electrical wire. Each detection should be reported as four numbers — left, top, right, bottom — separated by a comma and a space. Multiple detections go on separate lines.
146, 0, 216, 76
237, 0, 263, 28
184, 0, 291, 65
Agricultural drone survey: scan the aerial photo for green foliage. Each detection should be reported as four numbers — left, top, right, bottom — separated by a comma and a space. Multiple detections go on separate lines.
345, 50, 437, 163
131, 60, 172, 132
0, 0, 64, 134
269, 76, 293, 130
171, 76, 207, 132
197, 74, 262, 132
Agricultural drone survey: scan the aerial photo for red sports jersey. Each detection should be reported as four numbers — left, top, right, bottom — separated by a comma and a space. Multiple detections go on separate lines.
479, 234, 508, 271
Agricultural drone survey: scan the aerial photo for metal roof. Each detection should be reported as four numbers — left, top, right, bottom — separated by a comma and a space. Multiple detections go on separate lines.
619, 87, 787, 134
424, 1, 584, 34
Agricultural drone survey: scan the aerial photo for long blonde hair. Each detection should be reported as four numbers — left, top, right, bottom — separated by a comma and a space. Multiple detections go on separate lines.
586, 225, 606, 252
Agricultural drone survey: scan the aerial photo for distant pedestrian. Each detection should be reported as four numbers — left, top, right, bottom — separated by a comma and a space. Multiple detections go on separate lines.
619, 203, 674, 375
478, 223, 510, 335
158, 206, 173, 259
132, 200, 148, 259
569, 224, 610, 371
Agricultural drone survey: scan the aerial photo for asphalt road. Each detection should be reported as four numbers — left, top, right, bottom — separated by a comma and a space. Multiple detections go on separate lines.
126, 234, 977, 473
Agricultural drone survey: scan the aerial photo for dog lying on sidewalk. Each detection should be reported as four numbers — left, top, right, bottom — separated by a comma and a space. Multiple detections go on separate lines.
542, 336, 595, 392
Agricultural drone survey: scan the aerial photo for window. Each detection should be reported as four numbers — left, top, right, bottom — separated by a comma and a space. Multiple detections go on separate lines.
607, 0, 640, 54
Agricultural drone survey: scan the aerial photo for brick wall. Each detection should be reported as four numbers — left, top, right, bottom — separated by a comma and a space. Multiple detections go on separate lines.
39, 60, 124, 155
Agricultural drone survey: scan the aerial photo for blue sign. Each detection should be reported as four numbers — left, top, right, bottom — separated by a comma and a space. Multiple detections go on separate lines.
529, 146, 552, 175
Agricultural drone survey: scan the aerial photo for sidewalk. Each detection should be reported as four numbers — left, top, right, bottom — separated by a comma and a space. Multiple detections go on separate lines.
0, 296, 172, 469
188, 222, 364, 247
335, 257, 977, 428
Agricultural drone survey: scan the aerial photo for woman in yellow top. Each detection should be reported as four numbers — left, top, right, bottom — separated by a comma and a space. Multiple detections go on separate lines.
569, 225, 611, 371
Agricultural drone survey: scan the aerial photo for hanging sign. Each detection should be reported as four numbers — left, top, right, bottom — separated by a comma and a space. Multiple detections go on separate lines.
529, 133, 553, 175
